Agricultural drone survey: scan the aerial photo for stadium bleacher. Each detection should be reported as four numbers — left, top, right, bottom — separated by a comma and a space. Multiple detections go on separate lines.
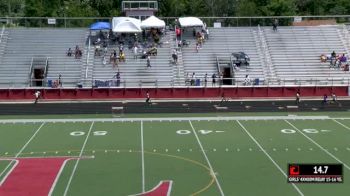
0, 28, 86, 87
91, 33, 174, 87
263, 26, 350, 84
1, 25, 350, 88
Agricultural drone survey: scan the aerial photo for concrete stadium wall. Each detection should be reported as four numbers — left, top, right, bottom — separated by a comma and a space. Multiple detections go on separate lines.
0, 86, 347, 100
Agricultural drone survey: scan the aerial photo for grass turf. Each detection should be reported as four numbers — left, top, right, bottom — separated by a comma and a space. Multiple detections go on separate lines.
0, 116, 350, 195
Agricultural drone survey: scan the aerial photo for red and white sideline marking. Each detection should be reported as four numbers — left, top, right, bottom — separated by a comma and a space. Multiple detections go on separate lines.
0, 157, 74, 196
133, 180, 173, 196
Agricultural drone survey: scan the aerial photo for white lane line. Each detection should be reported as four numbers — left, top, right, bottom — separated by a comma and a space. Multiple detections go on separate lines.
141, 121, 145, 193
285, 120, 350, 171
189, 121, 225, 196
236, 120, 304, 196
63, 122, 94, 196
0, 122, 45, 179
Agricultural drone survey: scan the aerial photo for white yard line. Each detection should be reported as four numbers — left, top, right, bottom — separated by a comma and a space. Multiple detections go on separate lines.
0, 122, 45, 180
332, 119, 350, 131
141, 121, 145, 193
63, 122, 94, 196
236, 120, 304, 196
189, 120, 225, 196
0, 116, 332, 124
48, 158, 74, 196
15, 123, 46, 157
285, 120, 350, 171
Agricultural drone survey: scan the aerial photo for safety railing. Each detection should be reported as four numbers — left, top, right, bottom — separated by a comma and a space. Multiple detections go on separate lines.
85, 37, 91, 79
28, 57, 34, 86
0, 15, 349, 28
0, 25, 5, 43
1, 77, 350, 89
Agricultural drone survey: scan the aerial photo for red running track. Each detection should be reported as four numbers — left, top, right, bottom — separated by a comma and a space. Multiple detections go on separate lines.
0, 157, 72, 196
141, 181, 173, 196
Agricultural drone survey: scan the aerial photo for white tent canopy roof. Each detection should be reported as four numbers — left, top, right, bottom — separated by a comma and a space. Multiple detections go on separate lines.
112, 17, 142, 33
178, 17, 204, 27
141, 16, 166, 29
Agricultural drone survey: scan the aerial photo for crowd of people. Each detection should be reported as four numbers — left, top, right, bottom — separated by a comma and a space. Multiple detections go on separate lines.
320, 51, 349, 71
185, 72, 225, 86
84, 28, 164, 71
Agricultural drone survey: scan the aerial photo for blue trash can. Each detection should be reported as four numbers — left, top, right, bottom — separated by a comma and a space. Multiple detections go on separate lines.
47, 80, 52, 87
254, 78, 259, 85
195, 79, 200, 86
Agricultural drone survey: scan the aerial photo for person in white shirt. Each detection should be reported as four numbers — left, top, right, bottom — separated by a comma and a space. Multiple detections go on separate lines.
244, 75, 251, 85
133, 45, 138, 60
172, 49, 178, 64
206, 28, 209, 40
34, 91, 41, 104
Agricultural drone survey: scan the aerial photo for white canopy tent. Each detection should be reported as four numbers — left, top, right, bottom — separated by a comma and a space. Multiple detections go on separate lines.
178, 17, 204, 27
112, 17, 142, 33
141, 16, 166, 29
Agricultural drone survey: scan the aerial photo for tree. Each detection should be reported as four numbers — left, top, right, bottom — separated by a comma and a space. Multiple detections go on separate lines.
264, 0, 297, 16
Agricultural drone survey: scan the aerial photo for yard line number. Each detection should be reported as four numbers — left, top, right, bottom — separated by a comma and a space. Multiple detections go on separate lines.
70, 131, 108, 136
281, 129, 331, 134
176, 130, 225, 135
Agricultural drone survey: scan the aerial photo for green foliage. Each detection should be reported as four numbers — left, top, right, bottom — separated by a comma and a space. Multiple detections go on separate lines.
0, 0, 349, 17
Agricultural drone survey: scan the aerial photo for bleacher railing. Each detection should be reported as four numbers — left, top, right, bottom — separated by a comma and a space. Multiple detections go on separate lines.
2, 77, 349, 89
0, 25, 5, 43
85, 37, 91, 79
0, 15, 349, 28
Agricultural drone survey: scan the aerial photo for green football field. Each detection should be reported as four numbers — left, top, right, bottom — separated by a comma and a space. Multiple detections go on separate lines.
0, 115, 350, 196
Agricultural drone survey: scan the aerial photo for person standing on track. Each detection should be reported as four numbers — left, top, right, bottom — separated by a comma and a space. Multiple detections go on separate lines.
331, 93, 341, 106
295, 91, 300, 105
34, 90, 41, 104
145, 91, 151, 104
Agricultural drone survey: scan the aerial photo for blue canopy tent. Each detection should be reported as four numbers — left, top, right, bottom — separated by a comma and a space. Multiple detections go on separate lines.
90, 22, 111, 30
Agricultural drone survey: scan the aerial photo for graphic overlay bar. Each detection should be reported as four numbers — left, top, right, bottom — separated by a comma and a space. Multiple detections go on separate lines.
288, 164, 343, 183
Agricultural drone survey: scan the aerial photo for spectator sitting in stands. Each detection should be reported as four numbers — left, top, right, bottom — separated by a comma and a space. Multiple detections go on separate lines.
148, 45, 157, 56
244, 75, 251, 85
212, 73, 216, 86
320, 54, 327, 62
109, 29, 113, 38
141, 51, 148, 59
185, 73, 190, 86
205, 28, 209, 40
119, 44, 124, 53
98, 30, 105, 39
190, 72, 196, 86
177, 40, 183, 50
154, 34, 160, 45
75, 45, 82, 59
133, 45, 138, 59
172, 49, 178, 64
119, 51, 126, 62
273, 19, 278, 32
196, 43, 200, 53
339, 53, 347, 63
102, 55, 107, 65
109, 52, 114, 63
176, 27, 181, 40
102, 41, 108, 48
94, 37, 101, 45
67, 48, 72, 56
331, 51, 336, 58
94, 47, 101, 56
